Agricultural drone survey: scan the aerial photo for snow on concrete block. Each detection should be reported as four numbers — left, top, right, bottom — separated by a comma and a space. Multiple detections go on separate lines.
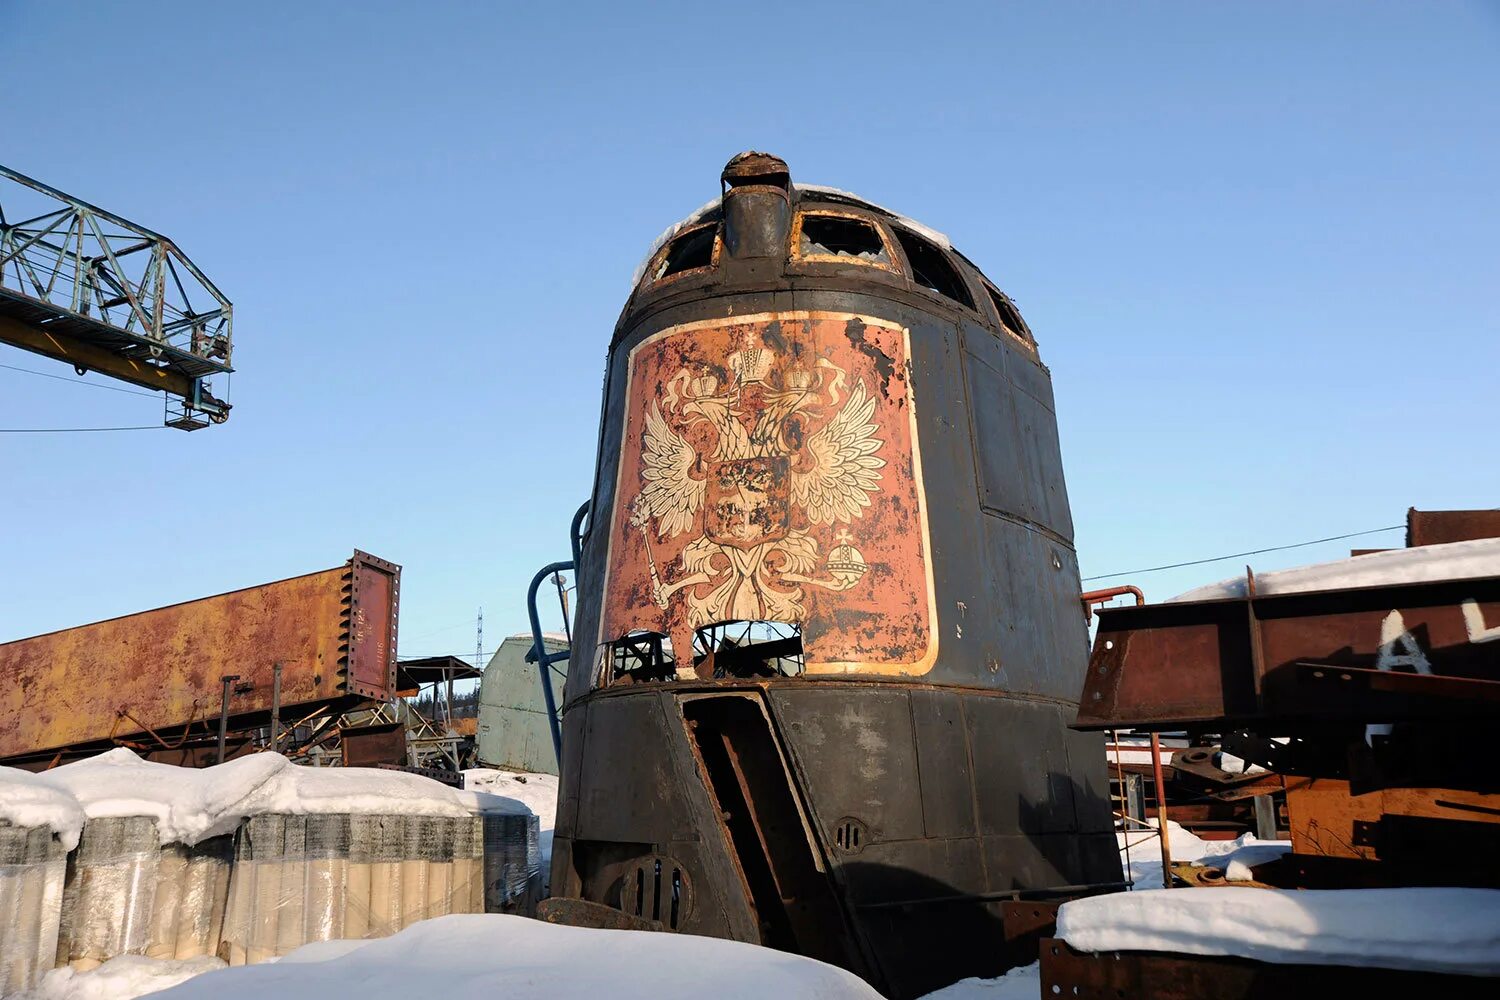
0, 768, 86, 851
1056, 886, 1500, 976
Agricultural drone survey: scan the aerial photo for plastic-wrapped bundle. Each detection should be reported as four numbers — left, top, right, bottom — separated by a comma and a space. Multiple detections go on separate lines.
481, 812, 542, 916
0, 821, 67, 995
55, 817, 232, 970
221, 814, 486, 965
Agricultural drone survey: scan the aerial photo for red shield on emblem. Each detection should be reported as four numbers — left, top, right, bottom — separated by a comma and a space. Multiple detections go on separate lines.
705, 456, 789, 549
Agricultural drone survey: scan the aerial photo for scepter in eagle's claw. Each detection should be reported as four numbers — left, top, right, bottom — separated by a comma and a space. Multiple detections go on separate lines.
640, 524, 668, 608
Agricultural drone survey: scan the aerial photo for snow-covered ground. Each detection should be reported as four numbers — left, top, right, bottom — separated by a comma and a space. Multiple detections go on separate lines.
105, 915, 881, 1000
13, 760, 1497, 999
17, 958, 224, 1000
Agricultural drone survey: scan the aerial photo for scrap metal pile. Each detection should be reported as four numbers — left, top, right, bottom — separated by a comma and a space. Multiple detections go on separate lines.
1017, 508, 1500, 997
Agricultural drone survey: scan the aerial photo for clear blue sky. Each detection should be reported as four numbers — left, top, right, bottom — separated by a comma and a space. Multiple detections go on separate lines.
3, 2, 1496, 655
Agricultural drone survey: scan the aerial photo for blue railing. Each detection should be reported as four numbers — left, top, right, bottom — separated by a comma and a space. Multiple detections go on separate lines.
524, 501, 590, 765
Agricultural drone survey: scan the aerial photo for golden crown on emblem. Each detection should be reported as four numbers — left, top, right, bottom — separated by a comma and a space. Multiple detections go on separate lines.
728, 343, 775, 384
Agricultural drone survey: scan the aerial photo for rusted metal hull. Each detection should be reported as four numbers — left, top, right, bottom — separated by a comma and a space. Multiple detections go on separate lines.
0, 551, 398, 763
552, 160, 1119, 997
558, 283, 1119, 996
552, 682, 1120, 998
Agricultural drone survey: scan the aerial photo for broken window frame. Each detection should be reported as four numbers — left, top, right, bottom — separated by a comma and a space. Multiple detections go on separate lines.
595, 630, 676, 688
789, 209, 899, 274
647, 223, 721, 287
595, 620, 805, 689
891, 227, 976, 311
981, 281, 1036, 347
692, 621, 804, 680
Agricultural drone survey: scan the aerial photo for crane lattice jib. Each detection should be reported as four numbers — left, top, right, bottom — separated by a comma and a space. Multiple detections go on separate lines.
0, 165, 233, 427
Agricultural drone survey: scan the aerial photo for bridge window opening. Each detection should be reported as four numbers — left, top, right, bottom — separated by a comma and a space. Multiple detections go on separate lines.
604, 631, 675, 686
796, 213, 890, 265
984, 283, 1032, 343
693, 621, 804, 679
602, 621, 802, 687
654, 225, 717, 281
894, 228, 974, 309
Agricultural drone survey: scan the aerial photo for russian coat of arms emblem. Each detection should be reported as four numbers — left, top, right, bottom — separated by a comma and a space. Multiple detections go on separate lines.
602, 312, 935, 675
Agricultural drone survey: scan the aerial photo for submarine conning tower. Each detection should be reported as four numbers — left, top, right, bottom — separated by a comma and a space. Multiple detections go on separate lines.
552, 152, 1121, 998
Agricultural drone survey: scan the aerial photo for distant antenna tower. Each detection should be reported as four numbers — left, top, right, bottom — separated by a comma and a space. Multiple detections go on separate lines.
475, 606, 483, 669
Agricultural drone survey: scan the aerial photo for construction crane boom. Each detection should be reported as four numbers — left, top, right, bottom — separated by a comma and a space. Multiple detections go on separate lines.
0, 165, 233, 429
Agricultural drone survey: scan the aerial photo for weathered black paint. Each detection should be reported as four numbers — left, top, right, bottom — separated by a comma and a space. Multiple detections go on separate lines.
553, 156, 1119, 998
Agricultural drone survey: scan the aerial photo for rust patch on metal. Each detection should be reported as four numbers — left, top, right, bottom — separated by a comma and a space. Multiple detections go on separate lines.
599, 311, 937, 675
0, 551, 399, 761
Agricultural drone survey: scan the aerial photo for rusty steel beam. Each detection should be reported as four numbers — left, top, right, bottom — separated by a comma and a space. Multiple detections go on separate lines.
1076, 573, 1500, 730
0, 551, 399, 763
0, 313, 200, 397
1407, 507, 1500, 547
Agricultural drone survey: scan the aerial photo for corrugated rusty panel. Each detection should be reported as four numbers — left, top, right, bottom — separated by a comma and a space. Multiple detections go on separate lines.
0, 550, 398, 761
1407, 507, 1500, 546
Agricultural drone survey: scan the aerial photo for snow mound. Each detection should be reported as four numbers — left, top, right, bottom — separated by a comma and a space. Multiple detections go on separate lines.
17, 955, 225, 1000
1170, 537, 1500, 603
1057, 887, 1500, 975
146, 914, 883, 1000
35, 750, 529, 847
0, 766, 87, 849
43, 749, 288, 845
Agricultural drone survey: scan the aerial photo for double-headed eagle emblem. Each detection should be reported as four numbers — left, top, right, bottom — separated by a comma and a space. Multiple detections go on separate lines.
628, 335, 886, 628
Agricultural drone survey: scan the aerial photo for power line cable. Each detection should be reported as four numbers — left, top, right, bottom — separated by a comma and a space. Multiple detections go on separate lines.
0, 424, 165, 433
0, 361, 161, 397
1081, 524, 1405, 582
